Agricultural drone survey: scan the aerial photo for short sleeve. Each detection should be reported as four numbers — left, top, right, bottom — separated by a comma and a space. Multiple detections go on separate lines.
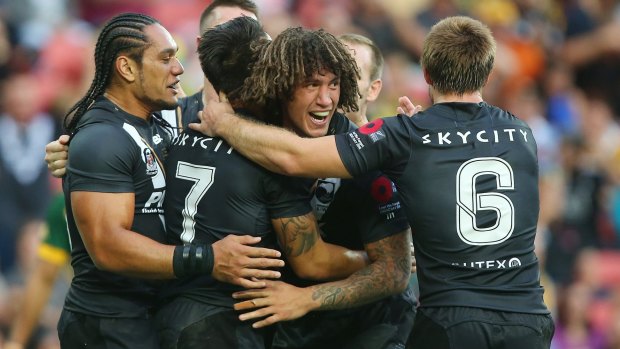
263, 174, 313, 219
335, 115, 412, 178
66, 123, 137, 193
352, 173, 410, 244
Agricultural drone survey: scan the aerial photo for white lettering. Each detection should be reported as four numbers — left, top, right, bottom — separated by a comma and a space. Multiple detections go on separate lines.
422, 134, 431, 144
438, 132, 451, 145
456, 131, 471, 144
504, 129, 516, 141
519, 130, 529, 142
476, 130, 488, 143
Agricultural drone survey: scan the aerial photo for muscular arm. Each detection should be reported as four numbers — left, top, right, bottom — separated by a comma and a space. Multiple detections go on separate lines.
233, 229, 412, 328
189, 97, 351, 179
72, 191, 284, 286
72, 191, 176, 278
272, 212, 368, 280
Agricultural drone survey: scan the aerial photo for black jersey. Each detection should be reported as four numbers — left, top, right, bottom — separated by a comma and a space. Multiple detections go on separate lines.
314, 113, 410, 249
335, 102, 549, 314
162, 110, 312, 307
63, 97, 173, 318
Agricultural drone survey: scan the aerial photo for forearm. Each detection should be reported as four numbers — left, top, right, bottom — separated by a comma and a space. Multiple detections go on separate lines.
87, 229, 176, 279
306, 257, 407, 312
308, 230, 412, 311
275, 214, 367, 280
214, 113, 349, 178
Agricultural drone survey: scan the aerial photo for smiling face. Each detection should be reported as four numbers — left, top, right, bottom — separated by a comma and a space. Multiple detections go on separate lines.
282, 69, 340, 138
135, 23, 184, 111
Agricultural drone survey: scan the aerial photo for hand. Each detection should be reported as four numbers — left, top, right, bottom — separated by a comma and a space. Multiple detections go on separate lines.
410, 242, 417, 274
396, 96, 422, 117
212, 235, 285, 289
233, 280, 313, 328
188, 91, 234, 137
44, 134, 70, 178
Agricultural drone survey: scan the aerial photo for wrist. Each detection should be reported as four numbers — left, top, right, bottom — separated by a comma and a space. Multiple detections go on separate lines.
172, 244, 214, 278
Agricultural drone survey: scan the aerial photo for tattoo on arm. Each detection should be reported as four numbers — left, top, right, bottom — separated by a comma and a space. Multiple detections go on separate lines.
276, 213, 318, 257
310, 231, 411, 310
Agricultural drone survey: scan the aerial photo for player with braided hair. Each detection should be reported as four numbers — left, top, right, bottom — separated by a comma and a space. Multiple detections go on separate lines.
58, 13, 284, 348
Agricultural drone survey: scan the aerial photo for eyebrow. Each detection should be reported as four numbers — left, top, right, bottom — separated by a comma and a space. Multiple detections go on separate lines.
159, 47, 178, 56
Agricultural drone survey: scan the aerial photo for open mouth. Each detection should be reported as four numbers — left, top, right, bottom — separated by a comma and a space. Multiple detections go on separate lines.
309, 111, 330, 122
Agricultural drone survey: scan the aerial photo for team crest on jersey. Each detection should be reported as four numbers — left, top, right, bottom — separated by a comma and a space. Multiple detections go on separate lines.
311, 178, 341, 221
143, 148, 158, 176
359, 119, 386, 143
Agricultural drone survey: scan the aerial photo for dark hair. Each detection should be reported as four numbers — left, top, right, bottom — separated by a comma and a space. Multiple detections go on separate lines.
338, 33, 384, 81
198, 16, 268, 103
199, 0, 259, 34
240, 27, 360, 113
421, 16, 495, 95
64, 13, 158, 133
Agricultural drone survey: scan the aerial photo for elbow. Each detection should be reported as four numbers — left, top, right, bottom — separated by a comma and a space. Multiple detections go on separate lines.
88, 246, 123, 273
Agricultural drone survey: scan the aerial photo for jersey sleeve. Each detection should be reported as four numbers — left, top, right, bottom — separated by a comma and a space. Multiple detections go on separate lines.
352, 173, 410, 244
67, 124, 136, 193
335, 115, 412, 178
38, 193, 71, 266
263, 174, 313, 219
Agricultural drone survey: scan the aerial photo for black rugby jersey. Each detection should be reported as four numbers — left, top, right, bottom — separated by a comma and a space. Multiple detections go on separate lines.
162, 110, 312, 307
63, 96, 173, 318
335, 102, 549, 314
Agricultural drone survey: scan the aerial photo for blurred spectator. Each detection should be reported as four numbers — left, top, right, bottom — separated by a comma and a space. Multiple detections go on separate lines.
0, 73, 56, 273
552, 281, 608, 349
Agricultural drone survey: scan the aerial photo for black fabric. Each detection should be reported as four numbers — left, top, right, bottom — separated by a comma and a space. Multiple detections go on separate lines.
156, 297, 271, 349
172, 244, 214, 278
272, 291, 417, 349
58, 309, 160, 349
336, 102, 549, 315
161, 108, 312, 306
406, 307, 555, 349
63, 96, 169, 318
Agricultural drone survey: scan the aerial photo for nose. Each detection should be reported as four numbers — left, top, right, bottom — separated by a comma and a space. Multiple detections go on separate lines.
316, 85, 332, 107
172, 57, 184, 76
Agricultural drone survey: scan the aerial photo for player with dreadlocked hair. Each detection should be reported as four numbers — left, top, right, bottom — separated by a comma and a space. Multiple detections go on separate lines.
239, 26, 360, 133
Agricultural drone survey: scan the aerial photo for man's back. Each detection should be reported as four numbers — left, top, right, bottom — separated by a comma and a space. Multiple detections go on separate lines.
163, 122, 311, 306
337, 102, 547, 314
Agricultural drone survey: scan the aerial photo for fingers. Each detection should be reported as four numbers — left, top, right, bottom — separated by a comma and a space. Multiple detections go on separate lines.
241, 267, 281, 279
397, 96, 423, 117
233, 277, 267, 289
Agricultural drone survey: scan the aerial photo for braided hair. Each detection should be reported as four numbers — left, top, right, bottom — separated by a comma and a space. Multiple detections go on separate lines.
239, 26, 360, 114
64, 13, 159, 133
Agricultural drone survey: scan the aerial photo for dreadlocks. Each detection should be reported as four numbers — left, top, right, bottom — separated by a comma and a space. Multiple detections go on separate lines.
240, 26, 360, 113
63, 13, 158, 133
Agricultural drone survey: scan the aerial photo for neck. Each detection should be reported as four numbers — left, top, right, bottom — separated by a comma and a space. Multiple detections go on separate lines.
432, 90, 484, 104
104, 90, 151, 120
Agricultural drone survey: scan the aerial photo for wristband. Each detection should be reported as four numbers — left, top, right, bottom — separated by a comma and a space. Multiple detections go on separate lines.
172, 244, 214, 278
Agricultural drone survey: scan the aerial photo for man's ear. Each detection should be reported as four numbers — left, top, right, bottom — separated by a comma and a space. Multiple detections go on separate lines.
366, 78, 383, 102
115, 55, 138, 83
423, 68, 433, 85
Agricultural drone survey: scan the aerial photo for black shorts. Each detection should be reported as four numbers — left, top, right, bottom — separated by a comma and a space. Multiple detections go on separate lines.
406, 307, 555, 349
272, 292, 417, 349
155, 296, 272, 349
57, 309, 159, 349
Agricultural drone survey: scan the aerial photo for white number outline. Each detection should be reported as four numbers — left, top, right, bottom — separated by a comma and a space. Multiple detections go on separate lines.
175, 161, 215, 243
456, 157, 515, 245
